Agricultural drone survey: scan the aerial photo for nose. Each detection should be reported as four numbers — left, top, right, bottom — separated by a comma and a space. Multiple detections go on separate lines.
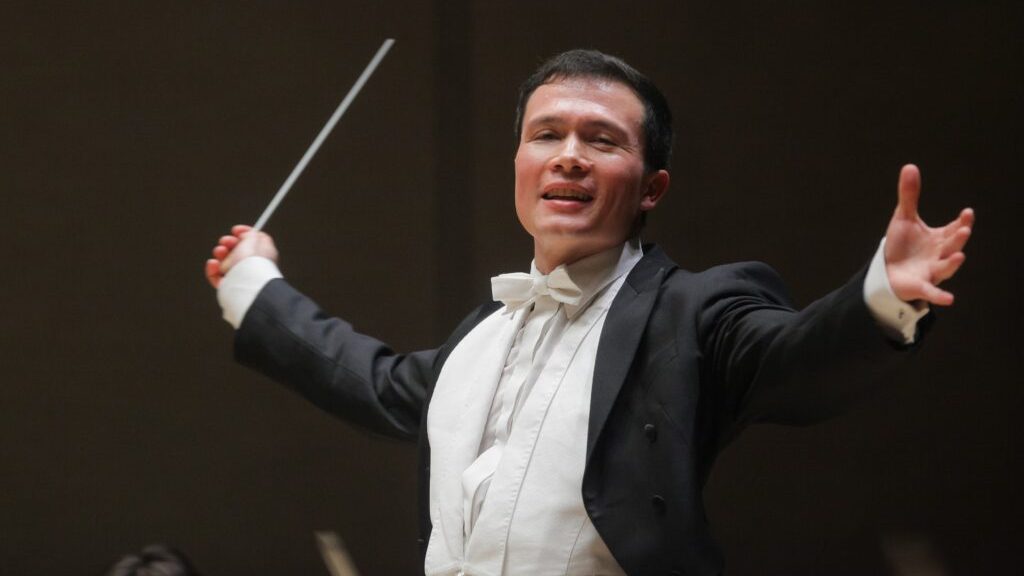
551, 135, 590, 174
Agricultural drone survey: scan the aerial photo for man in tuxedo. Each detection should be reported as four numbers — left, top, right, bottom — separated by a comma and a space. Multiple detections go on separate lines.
205, 50, 973, 575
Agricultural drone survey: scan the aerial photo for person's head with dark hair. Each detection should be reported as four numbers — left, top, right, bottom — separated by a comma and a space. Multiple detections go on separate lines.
515, 49, 673, 173
106, 544, 202, 576
513, 49, 672, 272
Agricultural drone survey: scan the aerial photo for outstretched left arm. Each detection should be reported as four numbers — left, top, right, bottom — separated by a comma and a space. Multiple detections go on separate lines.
884, 164, 975, 306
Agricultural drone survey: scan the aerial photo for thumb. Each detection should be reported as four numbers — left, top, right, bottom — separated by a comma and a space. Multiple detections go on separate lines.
896, 164, 921, 219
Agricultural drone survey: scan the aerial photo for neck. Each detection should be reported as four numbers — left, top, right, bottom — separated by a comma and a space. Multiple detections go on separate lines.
533, 244, 585, 275
533, 237, 635, 274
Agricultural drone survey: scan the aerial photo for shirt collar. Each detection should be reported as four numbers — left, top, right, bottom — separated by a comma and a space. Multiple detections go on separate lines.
529, 238, 643, 319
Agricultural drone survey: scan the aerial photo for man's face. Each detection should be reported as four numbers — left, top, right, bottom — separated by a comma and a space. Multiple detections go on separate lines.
514, 77, 668, 271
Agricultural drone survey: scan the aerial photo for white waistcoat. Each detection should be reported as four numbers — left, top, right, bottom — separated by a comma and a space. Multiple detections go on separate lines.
425, 243, 639, 576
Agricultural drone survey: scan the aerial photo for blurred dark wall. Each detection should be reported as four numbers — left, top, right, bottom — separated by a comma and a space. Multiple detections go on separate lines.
2, 2, 1020, 574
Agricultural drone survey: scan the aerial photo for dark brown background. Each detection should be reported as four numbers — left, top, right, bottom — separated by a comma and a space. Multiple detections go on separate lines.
3, 1, 1020, 574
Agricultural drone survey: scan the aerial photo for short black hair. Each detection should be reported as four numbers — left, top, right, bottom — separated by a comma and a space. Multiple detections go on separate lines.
514, 49, 673, 172
106, 544, 201, 576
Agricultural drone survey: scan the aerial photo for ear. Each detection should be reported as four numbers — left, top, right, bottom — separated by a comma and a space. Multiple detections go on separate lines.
639, 169, 670, 211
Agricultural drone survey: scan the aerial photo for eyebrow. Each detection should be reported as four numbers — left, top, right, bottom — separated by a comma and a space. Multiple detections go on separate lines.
525, 114, 631, 137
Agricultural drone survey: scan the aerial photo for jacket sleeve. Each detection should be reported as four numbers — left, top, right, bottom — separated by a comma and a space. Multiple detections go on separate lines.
698, 261, 925, 430
233, 278, 440, 441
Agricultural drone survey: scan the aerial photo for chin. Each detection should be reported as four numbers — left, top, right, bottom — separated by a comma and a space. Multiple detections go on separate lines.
531, 214, 595, 236
537, 230, 621, 258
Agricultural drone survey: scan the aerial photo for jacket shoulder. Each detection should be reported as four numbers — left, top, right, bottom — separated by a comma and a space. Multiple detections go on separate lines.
654, 254, 794, 309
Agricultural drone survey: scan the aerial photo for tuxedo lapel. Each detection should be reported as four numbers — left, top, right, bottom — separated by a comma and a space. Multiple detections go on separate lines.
587, 247, 675, 462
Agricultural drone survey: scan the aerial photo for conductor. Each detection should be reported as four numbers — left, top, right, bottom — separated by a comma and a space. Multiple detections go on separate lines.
205, 49, 974, 575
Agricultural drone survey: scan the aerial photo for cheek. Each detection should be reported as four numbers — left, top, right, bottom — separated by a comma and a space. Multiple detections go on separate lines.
514, 150, 542, 180
605, 169, 646, 205
513, 153, 539, 226
513, 184, 535, 235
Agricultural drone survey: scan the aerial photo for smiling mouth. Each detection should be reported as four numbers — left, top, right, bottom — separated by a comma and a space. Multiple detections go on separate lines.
542, 189, 593, 202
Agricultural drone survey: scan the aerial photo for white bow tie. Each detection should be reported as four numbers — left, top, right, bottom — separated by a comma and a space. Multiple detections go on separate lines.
491, 266, 582, 313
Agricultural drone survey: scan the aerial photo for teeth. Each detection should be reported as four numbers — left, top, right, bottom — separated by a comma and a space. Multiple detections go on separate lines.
544, 189, 591, 200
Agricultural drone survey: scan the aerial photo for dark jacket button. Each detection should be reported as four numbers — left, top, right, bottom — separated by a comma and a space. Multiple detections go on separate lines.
651, 494, 666, 511
643, 423, 657, 442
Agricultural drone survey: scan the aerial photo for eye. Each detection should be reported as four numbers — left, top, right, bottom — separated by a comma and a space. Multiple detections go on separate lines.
533, 130, 559, 141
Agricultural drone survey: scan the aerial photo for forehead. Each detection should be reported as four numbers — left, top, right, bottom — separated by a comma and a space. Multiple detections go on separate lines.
523, 77, 644, 134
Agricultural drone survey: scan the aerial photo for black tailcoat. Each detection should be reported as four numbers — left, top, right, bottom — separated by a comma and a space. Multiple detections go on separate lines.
235, 245, 918, 575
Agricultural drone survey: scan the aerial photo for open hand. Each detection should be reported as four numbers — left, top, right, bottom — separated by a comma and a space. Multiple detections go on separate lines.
884, 164, 974, 306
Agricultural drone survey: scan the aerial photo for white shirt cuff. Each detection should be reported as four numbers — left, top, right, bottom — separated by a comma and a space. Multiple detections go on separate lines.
863, 238, 929, 344
217, 256, 283, 329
